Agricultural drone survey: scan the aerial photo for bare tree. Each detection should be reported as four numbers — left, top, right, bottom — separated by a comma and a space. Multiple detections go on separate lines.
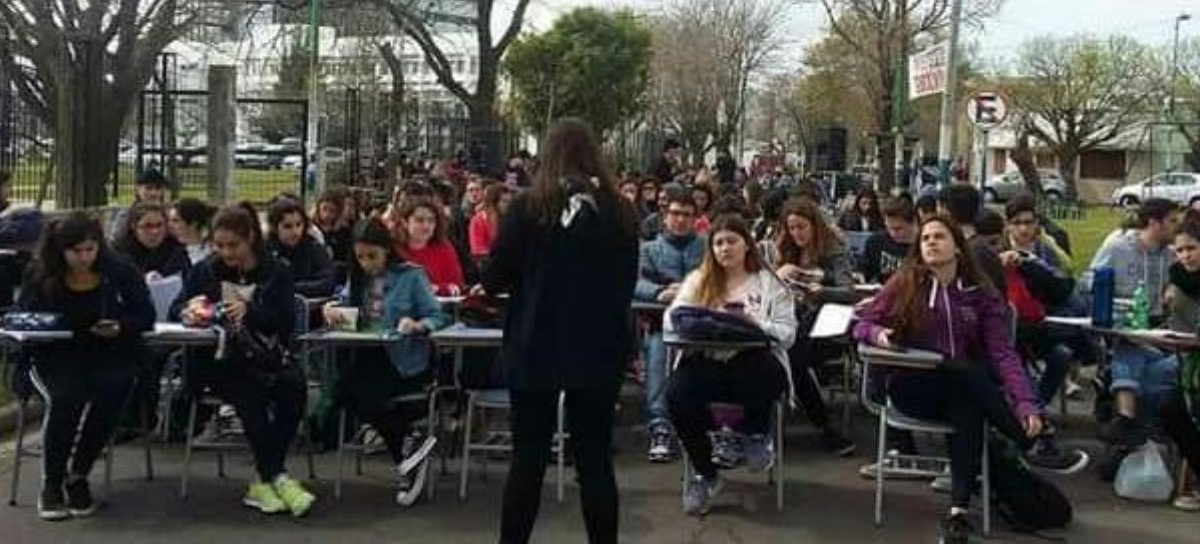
817, 0, 1001, 191
0, 0, 204, 207
648, 0, 787, 167
373, 0, 531, 174
1006, 35, 1161, 197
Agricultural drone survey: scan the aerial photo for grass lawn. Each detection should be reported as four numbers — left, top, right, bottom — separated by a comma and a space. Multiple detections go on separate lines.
1057, 206, 1128, 273
6, 160, 301, 205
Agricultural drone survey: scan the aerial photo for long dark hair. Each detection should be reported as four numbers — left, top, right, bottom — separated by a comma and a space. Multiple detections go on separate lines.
212, 204, 264, 256
32, 212, 108, 300
882, 215, 994, 338
775, 197, 839, 268
347, 217, 402, 305
853, 188, 884, 225
528, 118, 636, 238
266, 197, 311, 244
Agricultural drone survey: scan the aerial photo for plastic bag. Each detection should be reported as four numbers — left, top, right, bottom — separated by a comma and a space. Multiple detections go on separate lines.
1114, 440, 1174, 502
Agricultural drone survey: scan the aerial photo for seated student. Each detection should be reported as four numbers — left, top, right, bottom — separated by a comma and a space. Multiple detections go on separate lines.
113, 203, 190, 279
171, 205, 315, 518
323, 218, 449, 506
468, 182, 512, 262
265, 198, 335, 299
428, 182, 479, 286
108, 169, 169, 241
395, 196, 465, 296
854, 216, 1088, 544
838, 188, 885, 233
691, 184, 714, 235
634, 191, 706, 463
759, 197, 857, 455
18, 212, 155, 521
915, 193, 938, 223
313, 189, 354, 265
642, 182, 681, 241
1159, 214, 1200, 511
1089, 198, 1182, 445
859, 197, 917, 284
168, 198, 217, 266
665, 214, 797, 516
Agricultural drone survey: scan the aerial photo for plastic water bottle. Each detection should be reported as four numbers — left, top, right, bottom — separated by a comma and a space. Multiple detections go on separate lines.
1092, 267, 1115, 328
1131, 280, 1150, 330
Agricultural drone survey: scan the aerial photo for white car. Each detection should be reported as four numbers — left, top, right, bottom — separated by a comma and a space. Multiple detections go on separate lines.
1111, 173, 1200, 207
281, 155, 304, 169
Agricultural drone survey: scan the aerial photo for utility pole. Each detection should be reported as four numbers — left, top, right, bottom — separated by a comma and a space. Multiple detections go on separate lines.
891, 0, 910, 194
1166, 12, 1192, 174
937, 0, 964, 186
305, 0, 324, 202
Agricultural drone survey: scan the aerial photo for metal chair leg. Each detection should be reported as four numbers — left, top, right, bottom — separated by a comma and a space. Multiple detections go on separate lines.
8, 398, 28, 506
982, 428, 991, 536
216, 450, 226, 478
556, 391, 566, 504
775, 400, 785, 511
426, 391, 439, 502
180, 397, 198, 499
335, 408, 347, 500
458, 393, 475, 501
873, 407, 888, 527
143, 405, 155, 481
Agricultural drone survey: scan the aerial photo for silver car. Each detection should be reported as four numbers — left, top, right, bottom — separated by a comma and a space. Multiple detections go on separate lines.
984, 169, 1069, 203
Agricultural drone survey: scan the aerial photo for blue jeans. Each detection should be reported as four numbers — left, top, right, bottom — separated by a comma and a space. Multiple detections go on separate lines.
644, 332, 670, 431
1110, 343, 1178, 420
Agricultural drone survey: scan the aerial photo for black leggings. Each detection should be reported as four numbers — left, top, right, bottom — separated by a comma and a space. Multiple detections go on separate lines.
668, 349, 787, 478
195, 361, 307, 482
336, 347, 429, 465
31, 356, 137, 486
501, 387, 620, 544
889, 362, 1034, 508
1161, 388, 1200, 471
788, 337, 843, 429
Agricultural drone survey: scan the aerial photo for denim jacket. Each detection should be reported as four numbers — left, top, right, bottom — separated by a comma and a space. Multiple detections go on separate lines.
336, 263, 450, 376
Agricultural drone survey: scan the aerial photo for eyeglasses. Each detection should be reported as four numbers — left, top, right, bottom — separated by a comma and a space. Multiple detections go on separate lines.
665, 209, 695, 218
1008, 219, 1037, 226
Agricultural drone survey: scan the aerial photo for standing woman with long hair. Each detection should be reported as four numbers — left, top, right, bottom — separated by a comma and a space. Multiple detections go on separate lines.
19, 212, 155, 520
484, 118, 638, 544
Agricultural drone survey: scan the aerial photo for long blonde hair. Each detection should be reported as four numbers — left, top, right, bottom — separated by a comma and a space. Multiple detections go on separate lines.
695, 214, 764, 308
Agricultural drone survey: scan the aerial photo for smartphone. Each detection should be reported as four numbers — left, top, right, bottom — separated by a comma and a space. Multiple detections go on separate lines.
94, 319, 120, 331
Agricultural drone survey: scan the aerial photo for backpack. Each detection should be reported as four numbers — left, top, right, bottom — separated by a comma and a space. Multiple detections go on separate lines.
1005, 268, 1046, 326
989, 431, 1073, 533
0, 208, 45, 249
669, 305, 774, 344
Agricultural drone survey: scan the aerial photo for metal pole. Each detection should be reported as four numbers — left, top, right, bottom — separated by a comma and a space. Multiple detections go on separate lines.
979, 129, 990, 196
1166, 13, 1192, 173
937, 0, 964, 187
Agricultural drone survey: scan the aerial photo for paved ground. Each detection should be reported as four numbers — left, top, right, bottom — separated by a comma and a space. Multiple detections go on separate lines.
1, 393, 1197, 544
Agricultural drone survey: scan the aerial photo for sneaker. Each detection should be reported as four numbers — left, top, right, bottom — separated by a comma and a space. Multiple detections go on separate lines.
1025, 438, 1090, 475
1099, 414, 1146, 447
64, 477, 96, 517
744, 434, 775, 472
647, 426, 678, 463
682, 474, 724, 516
395, 458, 430, 507
858, 452, 941, 480
710, 428, 744, 469
38, 485, 70, 521
820, 428, 857, 457
1064, 378, 1084, 399
361, 427, 388, 456
272, 475, 316, 518
243, 481, 287, 514
1173, 491, 1200, 512
939, 511, 973, 544
399, 434, 438, 476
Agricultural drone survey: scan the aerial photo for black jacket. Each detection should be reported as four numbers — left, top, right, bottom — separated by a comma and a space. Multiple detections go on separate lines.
860, 232, 911, 284
483, 191, 639, 391
116, 236, 191, 278
266, 236, 335, 298
169, 254, 296, 341
18, 254, 155, 349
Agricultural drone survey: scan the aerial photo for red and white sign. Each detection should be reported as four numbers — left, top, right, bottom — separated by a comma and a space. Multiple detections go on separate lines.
966, 91, 1009, 129
908, 41, 949, 100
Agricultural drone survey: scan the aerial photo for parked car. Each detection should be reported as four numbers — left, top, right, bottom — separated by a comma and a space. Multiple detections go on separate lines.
1111, 172, 1200, 207
984, 169, 1069, 203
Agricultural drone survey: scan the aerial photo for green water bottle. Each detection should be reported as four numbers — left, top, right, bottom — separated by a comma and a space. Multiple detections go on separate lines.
1131, 280, 1150, 330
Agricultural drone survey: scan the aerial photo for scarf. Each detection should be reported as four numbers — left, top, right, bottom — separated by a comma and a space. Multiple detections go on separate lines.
559, 175, 599, 228
1169, 262, 1200, 300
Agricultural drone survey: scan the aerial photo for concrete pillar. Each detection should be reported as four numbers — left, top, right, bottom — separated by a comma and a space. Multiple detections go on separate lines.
207, 66, 236, 203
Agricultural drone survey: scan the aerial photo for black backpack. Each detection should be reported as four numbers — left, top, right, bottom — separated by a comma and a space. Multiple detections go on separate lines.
989, 432, 1073, 534
669, 305, 774, 344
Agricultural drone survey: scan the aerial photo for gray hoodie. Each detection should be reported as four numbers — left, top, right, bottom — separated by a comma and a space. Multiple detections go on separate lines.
1087, 229, 1175, 317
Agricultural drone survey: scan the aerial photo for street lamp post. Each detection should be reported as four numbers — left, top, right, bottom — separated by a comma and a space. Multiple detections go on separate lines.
1166, 13, 1192, 173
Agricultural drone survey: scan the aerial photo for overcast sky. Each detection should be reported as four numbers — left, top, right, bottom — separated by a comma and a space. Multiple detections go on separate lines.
519, 0, 1200, 68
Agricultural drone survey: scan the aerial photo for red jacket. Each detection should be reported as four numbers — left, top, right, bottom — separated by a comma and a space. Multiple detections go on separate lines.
400, 240, 465, 296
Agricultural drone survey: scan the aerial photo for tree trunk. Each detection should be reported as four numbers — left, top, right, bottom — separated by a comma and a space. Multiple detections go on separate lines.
467, 96, 502, 177
1011, 126, 1043, 206
1056, 147, 1080, 200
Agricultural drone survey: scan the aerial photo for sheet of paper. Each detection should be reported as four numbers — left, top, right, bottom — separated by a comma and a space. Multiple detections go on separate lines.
147, 274, 183, 323
810, 303, 855, 338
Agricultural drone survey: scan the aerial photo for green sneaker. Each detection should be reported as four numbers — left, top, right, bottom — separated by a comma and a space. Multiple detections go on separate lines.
243, 481, 287, 514
273, 475, 315, 518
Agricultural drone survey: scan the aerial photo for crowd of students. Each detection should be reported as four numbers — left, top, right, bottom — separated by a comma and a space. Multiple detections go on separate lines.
3, 128, 1200, 544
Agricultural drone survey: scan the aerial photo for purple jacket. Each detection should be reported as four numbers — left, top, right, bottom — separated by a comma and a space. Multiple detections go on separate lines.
853, 275, 1040, 421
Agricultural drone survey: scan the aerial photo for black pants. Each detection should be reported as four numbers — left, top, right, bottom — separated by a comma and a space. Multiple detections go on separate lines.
1161, 388, 1200, 471
889, 362, 1033, 509
30, 355, 137, 486
336, 347, 429, 464
194, 360, 306, 482
788, 337, 842, 429
500, 387, 620, 544
668, 350, 787, 479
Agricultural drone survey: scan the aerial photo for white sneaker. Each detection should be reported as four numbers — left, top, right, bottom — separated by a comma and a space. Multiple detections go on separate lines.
399, 434, 438, 476
395, 459, 429, 507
